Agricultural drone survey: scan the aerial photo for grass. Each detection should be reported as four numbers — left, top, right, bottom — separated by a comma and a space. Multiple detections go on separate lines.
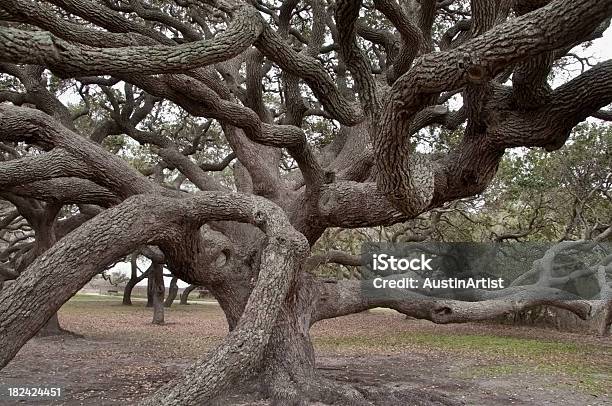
61, 296, 611, 395
68, 293, 127, 302
66, 293, 217, 306
461, 363, 611, 395
314, 331, 594, 356
315, 331, 612, 395
59, 293, 228, 357
62, 294, 222, 319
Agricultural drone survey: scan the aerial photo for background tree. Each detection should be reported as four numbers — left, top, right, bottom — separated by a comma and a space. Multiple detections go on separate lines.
180, 284, 200, 305
164, 276, 180, 308
123, 254, 152, 305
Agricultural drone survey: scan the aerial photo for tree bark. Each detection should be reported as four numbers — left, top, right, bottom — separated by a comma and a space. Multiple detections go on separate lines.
599, 300, 612, 336
123, 254, 150, 305
123, 277, 137, 306
150, 263, 165, 325
259, 277, 323, 404
146, 272, 154, 308
1, 1, 611, 404
164, 277, 178, 308
36, 313, 63, 337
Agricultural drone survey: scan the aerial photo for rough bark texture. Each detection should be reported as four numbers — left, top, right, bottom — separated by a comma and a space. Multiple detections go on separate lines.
164, 277, 179, 308
36, 313, 63, 337
150, 263, 165, 325
146, 278, 154, 308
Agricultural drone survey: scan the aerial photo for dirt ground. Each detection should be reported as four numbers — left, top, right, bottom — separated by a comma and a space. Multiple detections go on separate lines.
0, 295, 610, 405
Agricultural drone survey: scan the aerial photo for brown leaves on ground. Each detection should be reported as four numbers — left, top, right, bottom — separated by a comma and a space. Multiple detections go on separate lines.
0, 297, 609, 405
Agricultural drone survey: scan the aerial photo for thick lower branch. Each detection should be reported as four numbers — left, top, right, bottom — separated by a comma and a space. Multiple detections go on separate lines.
314, 280, 593, 324
0, 191, 307, 375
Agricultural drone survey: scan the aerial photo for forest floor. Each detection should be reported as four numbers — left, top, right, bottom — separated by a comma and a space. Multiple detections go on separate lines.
0, 294, 610, 405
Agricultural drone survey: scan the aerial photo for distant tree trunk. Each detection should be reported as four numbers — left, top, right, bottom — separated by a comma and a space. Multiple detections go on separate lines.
123, 255, 150, 305
164, 277, 178, 308
28, 210, 66, 337
599, 266, 612, 336
180, 284, 197, 305
123, 254, 138, 305
146, 272, 154, 308
123, 278, 137, 306
151, 263, 165, 325
37, 313, 63, 337
599, 300, 612, 337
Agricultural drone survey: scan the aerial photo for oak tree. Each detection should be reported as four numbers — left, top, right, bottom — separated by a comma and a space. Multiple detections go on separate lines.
1, 0, 611, 404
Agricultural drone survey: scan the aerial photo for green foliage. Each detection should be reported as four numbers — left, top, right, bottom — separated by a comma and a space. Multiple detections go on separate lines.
305, 116, 338, 148
482, 122, 611, 240
0, 74, 23, 92
312, 122, 612, 278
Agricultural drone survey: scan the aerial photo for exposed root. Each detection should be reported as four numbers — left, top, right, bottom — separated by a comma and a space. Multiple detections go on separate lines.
266, 368, 309, 406
264, 369, 370, 405
295, 375, 372, 405
36, 326, 83, 338
263, 369, 462, 405
357, 386, 464, 406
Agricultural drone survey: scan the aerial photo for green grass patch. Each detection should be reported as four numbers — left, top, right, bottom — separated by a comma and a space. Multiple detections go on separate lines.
62, 294, 220, 315
315, 331, 611, 395
460, 363, 611, 395
68, 293, 125, 302
314, 331, 595, 357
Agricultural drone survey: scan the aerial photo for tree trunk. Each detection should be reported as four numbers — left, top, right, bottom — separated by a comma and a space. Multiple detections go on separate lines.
261, 310, 318, 404
28, 209, 66, 337
180, 284, 197, 305
599, 300, 612, 336
123, 277, 137, 306
185, 274, 368, 405
36, 313, 63, 337
255, 275, 367, 405
146, 272, 154, 308
253, 276, 459, 406
123, 265, 152, 306
151, 263, 165, 325
164, 277, 178, 308
124, 253, 146, 306
209, 273, 406, 406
